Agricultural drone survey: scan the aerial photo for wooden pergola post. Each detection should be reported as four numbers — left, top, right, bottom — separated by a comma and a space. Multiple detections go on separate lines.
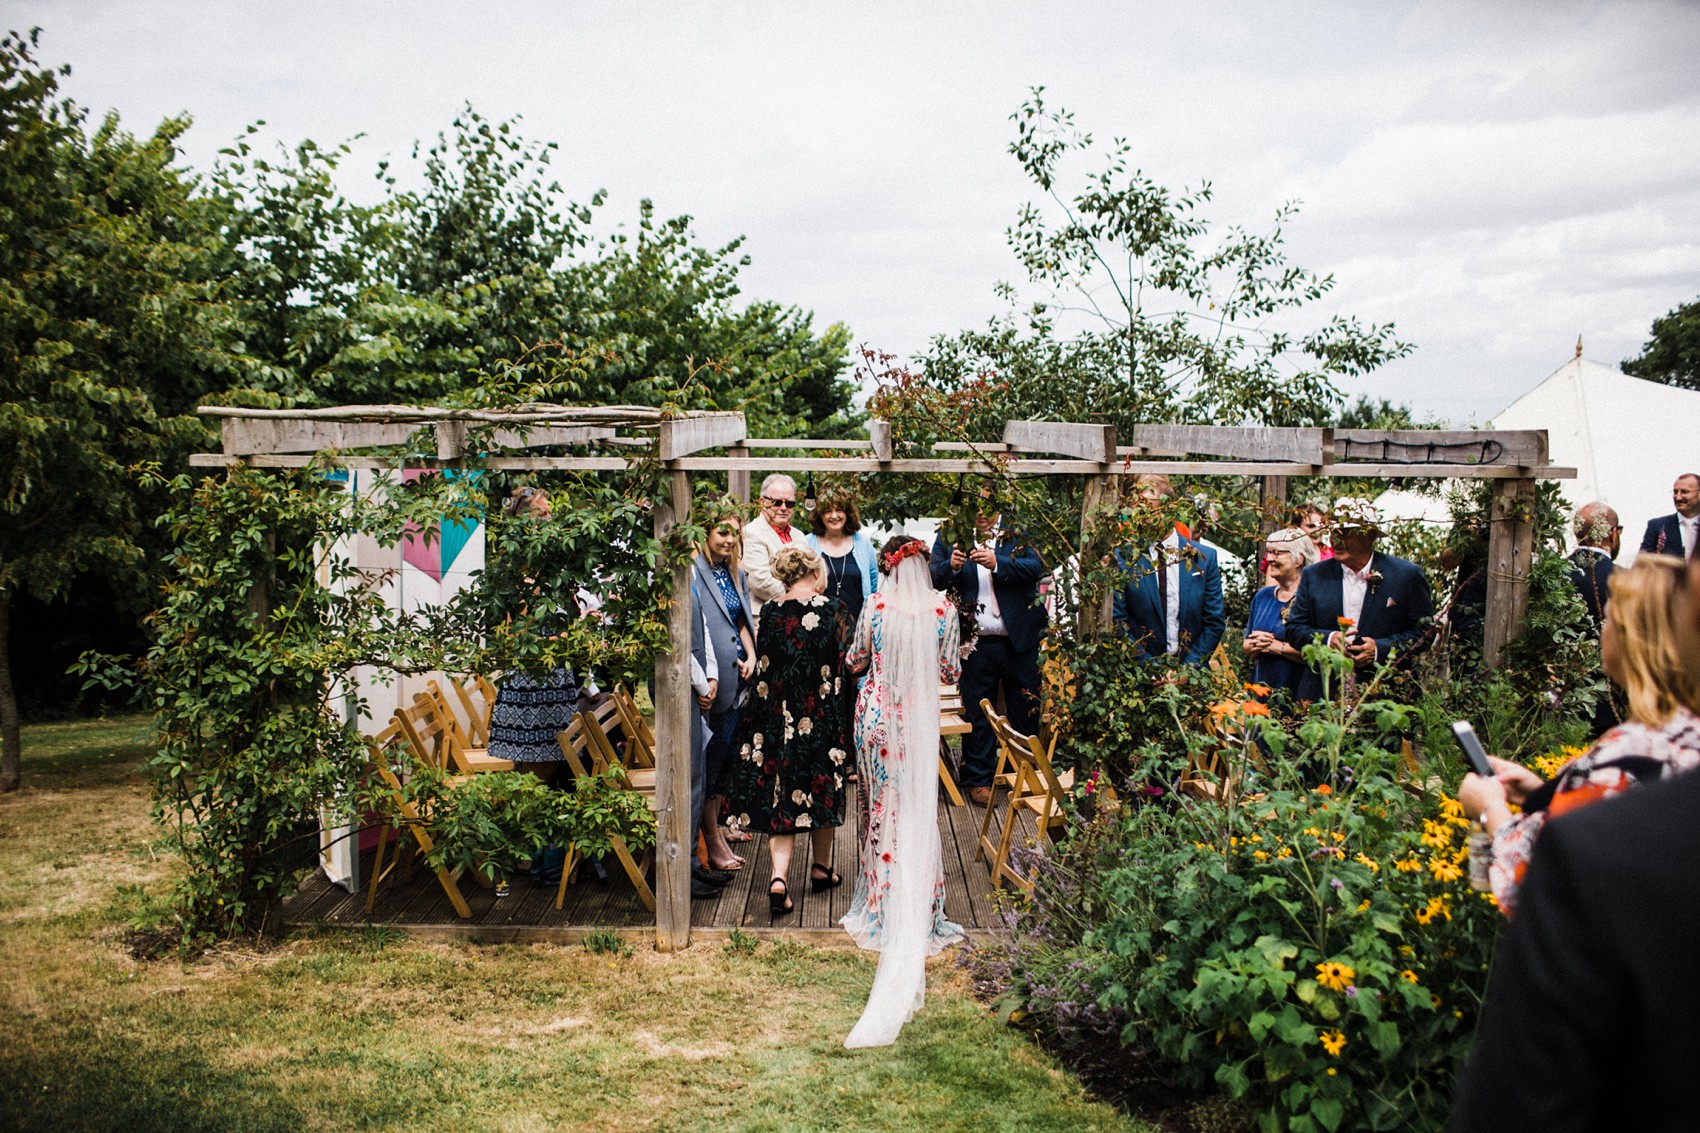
651, 460, 694, 951
1483, 476, 1538, 670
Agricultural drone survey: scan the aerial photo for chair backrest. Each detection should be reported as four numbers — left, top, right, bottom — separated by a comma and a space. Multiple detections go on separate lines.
398, 690, 489, 776
556, 716, 596, 780
609, 685, 655, 768
983, 697, 1068, 830
445, 675, 492, 748
426, 679, 479, 752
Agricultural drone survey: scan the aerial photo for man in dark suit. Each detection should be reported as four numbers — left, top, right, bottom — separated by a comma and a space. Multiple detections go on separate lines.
932, 497, 1047, 807
1638, 472, 1699, 560
1111, 475, 1225, 665
1448, 768, 1700, 1132
1283, 497, 1434, 702
1567, 502, 1622, 737
1566, 501, 1619, 631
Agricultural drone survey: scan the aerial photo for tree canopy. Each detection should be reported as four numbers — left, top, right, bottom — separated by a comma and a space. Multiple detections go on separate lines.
1623, 295, 1700, 391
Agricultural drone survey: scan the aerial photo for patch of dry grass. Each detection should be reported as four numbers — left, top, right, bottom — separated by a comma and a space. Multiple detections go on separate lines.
0, 715, 1155, 1133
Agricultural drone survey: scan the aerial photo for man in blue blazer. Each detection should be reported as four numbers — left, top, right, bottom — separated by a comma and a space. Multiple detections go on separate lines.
932, 502, 1048, 805
1638, 473, 1698, 560
1110, 480, 1225, 665
1283, 497, 1434, 702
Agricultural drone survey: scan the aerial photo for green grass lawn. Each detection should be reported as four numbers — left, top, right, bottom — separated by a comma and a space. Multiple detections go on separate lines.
0, 715, 1155, 1133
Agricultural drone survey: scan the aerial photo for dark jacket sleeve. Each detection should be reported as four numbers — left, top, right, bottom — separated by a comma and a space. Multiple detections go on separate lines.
930, 533, 960, 591
1282, 568, 1329, 650
994, 536, 1045, 581
1374, 560, 1434, 661
1185, 548, 1226, 665
1640, 518, 1661, 554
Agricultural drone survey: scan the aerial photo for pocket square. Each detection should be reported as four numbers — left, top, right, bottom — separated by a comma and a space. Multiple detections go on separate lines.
1386, 597, 1398, 607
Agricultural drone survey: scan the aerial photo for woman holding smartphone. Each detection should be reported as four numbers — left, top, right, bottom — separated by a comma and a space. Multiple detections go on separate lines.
1457, 556, 1700, 915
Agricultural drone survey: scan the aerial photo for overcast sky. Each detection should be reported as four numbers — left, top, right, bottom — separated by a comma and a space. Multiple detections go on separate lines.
16, 1, 1700, 424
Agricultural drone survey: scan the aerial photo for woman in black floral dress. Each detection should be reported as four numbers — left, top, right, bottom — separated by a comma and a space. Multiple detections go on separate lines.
727, 545, 852, 917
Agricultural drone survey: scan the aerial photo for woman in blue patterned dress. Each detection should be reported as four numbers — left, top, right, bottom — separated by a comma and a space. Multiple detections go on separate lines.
841, 535, 964, 1048
486, 486, 578, 780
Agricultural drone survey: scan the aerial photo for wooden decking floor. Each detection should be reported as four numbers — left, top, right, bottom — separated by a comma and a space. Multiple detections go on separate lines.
283, 790, 1038, 944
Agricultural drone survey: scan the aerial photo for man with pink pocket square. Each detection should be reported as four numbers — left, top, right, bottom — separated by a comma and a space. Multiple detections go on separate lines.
1282, 497, 1435, 703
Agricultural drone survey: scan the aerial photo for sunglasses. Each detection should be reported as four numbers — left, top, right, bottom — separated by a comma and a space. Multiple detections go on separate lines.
762, 496, 796, 509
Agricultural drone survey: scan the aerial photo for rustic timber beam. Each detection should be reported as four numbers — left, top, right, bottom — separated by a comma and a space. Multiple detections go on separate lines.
187, 451, 1579, 480
1483, 478, 1538, 669
653, 465, 695, 951
1124, 424, 1326, 464
656, 412, 746, 460
1003, 420, 1118, 463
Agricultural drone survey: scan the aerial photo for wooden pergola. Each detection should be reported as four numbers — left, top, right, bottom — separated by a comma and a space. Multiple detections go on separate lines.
193, 405, 1574, 950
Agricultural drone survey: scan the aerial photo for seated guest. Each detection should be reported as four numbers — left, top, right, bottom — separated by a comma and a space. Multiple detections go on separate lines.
1567, 501, 1619, 631
1111, 474, 1225, 666
1457, 556, 1700, 916
1283, 497, 1433, 702
1241, 527, 1318, 703
1638, 472, 1699, 561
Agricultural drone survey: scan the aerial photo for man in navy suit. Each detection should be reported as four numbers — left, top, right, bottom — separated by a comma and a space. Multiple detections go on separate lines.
1283, 497, 1434, 702
1111, 474, 1225, 665
932, 494, 1048, 807
1638, 472, 1699, 560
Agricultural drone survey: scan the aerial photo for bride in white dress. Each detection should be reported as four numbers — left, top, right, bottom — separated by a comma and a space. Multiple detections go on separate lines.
840, 535, 965, 1048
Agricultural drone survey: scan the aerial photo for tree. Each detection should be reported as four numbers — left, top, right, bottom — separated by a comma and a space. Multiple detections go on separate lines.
0, 29, 228, 790
1623, 295, 1700, 391
921, 89, 1411, 437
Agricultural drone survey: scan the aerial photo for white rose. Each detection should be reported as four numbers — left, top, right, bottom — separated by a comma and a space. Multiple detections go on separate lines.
791, 789, 807, 805
801, 612, 820, 630
795, 813, 812, 828
756, 681, 768, 698
829, 747, 846, 764
798, 717, 813, 735
784, 726, 794, 742
752, 733, 763, 749
821, 665, 831, 678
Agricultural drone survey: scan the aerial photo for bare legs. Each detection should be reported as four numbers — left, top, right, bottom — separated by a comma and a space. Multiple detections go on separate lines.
703, 795, 743, 870
766, 827, 837, 912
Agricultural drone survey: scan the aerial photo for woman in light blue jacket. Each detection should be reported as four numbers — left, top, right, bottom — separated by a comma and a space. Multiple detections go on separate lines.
806, 491, 879, 631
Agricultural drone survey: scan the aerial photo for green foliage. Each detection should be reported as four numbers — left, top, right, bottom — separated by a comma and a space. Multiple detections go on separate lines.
581, 928, 635, 957
723, 927, 760, 955
1623, 294, 1700, 391
975, 679, 1502, 1133
403, 766, 654, 885
920, 88, 1411, 441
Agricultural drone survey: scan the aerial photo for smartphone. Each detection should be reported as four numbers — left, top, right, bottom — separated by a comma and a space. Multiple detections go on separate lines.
1450, 721, 1495, 778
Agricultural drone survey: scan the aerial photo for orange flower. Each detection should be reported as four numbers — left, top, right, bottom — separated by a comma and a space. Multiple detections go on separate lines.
1316, 784, 1332, 796
1243, 682, 1272, 697
1240, 700, 1270, 717
1337, 616, 1355, 630
1209, 700, 1237, 718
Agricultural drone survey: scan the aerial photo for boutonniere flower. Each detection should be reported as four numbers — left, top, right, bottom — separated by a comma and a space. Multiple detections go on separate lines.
1366, 569, 1384, 594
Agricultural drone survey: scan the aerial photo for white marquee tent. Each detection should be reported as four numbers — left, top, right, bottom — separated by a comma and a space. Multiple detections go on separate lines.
1488, 355, 1698, 563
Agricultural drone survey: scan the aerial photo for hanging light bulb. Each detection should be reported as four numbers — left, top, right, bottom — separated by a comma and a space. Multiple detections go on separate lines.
803, 473, 817, 512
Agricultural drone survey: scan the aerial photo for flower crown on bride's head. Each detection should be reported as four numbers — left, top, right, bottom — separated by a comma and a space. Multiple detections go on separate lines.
880, 539, 928, 575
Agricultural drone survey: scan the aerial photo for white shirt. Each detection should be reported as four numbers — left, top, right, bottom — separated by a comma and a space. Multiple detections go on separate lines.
1152, 530, 1183, 655
1340, 553, 1376, 636
974, 533, 1007, 636
1682, 515, 1698, 559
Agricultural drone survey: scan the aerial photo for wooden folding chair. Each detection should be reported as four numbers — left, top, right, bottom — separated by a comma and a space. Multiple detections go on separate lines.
579, 703, 657, 795
937, 684, 969, 807
609, 685, 656, 769
554, 717, 656, 912
363, 720, 473, 919
401, 689, 514, 777
976, 698, 1071, 893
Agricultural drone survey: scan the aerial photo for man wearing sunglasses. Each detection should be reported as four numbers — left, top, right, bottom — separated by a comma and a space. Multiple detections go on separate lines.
744, 473, 801, 620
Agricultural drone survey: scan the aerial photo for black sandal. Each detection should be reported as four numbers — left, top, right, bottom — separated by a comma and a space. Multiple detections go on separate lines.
809, 863, 842, 892
768, 877, 793, 917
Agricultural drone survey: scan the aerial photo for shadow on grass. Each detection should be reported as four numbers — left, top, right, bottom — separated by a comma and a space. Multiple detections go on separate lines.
0, 1027, 306, 1133
17, 714, 153, 790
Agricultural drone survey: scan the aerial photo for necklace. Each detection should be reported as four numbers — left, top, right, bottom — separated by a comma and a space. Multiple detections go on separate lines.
825, 551, 850, 597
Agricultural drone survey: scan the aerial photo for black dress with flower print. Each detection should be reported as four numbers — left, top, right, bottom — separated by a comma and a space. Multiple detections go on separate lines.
726, 594, 852, 834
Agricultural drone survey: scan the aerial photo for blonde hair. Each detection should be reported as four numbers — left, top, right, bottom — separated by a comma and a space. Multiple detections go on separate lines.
772, 545, 825, 587
1266, 527, 1320, 568
1608, 555, 1700, 725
